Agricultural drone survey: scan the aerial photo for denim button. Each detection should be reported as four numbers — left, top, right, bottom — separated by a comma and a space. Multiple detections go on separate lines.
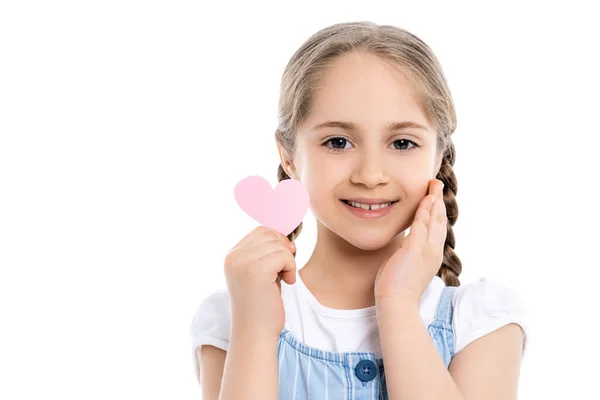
354, 359, 377, 382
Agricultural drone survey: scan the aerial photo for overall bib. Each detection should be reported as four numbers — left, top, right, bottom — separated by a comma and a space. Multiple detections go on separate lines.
277, 285, 458, 400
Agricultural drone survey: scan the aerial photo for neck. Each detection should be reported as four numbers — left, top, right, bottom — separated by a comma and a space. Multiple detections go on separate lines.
300, 221, 405, 309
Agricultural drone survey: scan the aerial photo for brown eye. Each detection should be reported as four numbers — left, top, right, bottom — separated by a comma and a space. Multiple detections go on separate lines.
324, 137, 352, 152
392, 139, 419, 151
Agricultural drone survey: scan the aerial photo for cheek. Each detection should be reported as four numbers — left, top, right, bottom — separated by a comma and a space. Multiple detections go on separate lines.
302, 153, 346, 186
389, 167, 424, 190
388, 168, 431, 205
300, 166, 343, 212
302, 171, 336, 203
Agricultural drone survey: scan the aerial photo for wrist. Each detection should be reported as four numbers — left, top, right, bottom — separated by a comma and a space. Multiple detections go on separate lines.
375, 295, 420, 313
231, 322, 282, 342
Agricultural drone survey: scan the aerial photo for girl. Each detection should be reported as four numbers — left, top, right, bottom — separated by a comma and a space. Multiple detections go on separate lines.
191, 21, 528, 400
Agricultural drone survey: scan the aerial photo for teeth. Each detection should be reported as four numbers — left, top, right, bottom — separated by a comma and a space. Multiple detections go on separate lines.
348, 201, 393, 210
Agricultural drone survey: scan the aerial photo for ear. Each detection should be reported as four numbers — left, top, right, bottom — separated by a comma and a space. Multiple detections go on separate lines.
276, 143, 296, 179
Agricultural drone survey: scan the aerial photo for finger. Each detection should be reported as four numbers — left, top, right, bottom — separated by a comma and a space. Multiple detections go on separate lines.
229, 238, 292, 269
237, 226, 291, 248
231, 226, 263, 254
406, 194, 436, 247
429, 179, 444, 200
428, 179, 437, 196
427, 192, 448, 248
264, 227, 296, 252
250, 227, 296, 253
250, 237, 295, 261
255, 248, 297, 284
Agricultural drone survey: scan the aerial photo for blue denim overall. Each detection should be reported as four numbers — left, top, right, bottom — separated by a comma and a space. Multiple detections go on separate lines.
277, 285, 458, 400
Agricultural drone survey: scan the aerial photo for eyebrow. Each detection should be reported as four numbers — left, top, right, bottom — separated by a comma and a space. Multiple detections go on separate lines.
312, 120, 429, 132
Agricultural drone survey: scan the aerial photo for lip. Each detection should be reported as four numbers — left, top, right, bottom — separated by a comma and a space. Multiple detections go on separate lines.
340, 199, 397, 219
342, 198, 398, 204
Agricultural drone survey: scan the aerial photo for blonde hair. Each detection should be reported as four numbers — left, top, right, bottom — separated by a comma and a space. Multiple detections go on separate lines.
274, 21, 461, 286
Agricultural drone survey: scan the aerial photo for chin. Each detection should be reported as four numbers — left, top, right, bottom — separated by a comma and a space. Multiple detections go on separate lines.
341, 230, 399, 252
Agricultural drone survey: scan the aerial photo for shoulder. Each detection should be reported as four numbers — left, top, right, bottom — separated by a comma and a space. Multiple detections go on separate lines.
190, 288, 231, 351
451, 276, 528, 359
189, 288, 231, 383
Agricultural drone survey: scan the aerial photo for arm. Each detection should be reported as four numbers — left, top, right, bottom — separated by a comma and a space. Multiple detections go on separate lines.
198, 345, 226, 400
377, 298, 523, 400
377, 298, 464, 400
218, 327, 280, 400
448, 323, 523, 400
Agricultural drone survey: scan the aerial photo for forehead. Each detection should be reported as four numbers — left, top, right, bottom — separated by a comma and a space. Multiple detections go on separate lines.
303, 52, 432, 134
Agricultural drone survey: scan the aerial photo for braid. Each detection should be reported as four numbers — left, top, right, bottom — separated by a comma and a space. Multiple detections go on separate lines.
277, 163, 302, 258
435, 140, 462, 287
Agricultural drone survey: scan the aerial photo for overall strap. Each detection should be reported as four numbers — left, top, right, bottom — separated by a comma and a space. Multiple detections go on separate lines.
434, 285, 458, 324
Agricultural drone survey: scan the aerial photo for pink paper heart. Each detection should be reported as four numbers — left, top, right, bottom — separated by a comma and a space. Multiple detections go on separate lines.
234, 175, 309, 236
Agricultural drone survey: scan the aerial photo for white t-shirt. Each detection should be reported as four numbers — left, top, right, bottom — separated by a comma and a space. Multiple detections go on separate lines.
190, 268, 528, 383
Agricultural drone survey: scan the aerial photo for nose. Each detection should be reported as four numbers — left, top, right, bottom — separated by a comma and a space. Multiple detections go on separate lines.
350, 150, 389, 189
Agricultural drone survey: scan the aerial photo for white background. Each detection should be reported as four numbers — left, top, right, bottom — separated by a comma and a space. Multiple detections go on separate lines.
1, 1, 598, 399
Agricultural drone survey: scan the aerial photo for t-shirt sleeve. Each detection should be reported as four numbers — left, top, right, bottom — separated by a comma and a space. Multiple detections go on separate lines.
189, 288, 231, 385
452, 277, 528, 362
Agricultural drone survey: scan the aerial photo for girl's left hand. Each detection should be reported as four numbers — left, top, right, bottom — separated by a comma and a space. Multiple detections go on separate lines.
374, 179, 447, 307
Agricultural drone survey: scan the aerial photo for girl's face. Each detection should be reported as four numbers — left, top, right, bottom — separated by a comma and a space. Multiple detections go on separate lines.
279, 51, 443, 251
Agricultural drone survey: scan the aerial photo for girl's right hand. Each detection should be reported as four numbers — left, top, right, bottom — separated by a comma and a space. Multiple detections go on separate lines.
224, 226, 297, 338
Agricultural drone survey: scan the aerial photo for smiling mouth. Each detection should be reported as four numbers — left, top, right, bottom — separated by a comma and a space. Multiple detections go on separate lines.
340, 199, 399, 210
